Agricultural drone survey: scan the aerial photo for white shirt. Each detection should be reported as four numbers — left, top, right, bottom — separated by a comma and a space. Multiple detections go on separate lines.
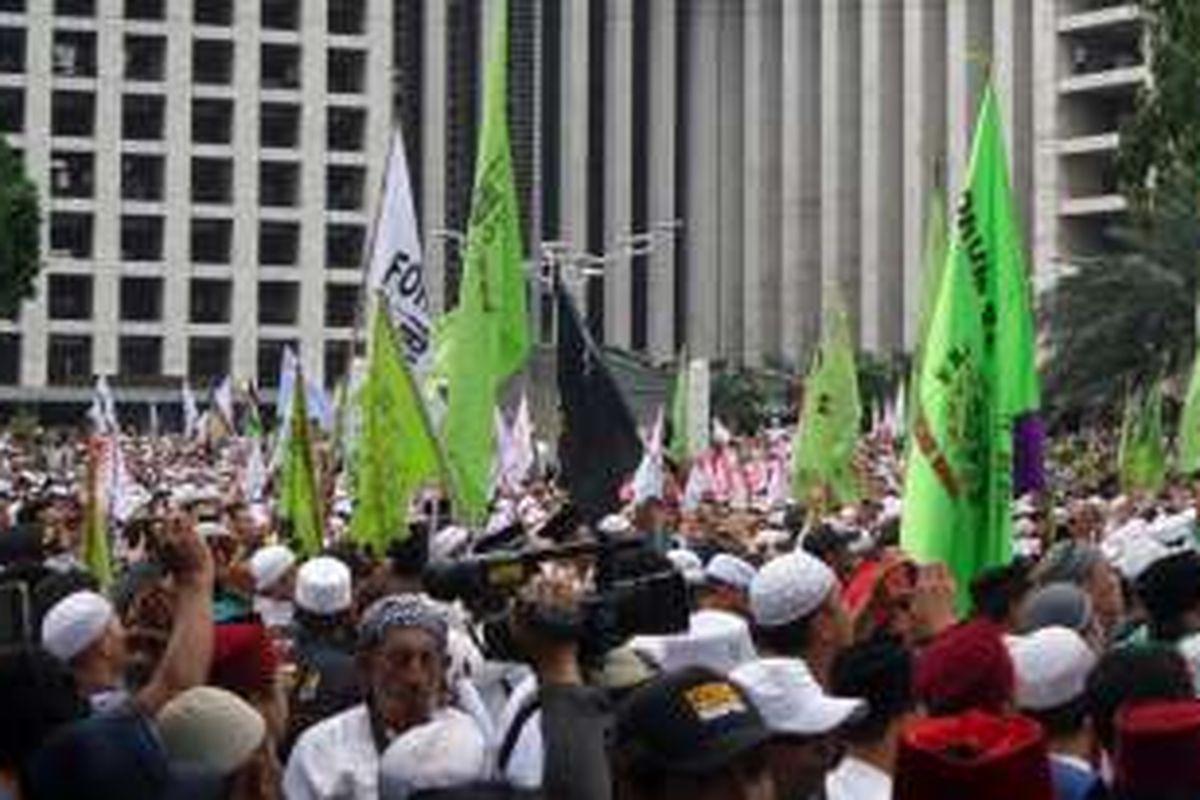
284, 704, 380, 800
825, 755, 892, 800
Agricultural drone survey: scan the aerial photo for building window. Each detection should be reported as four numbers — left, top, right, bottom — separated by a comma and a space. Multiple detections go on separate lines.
47, 335, 92, 386
124, 0, 163, 20
0, 89, 23, 133
0, 1, 25, 12
48, 274, 92, 320
261, 44, 301, 90
328, 0, 364, 34
190, 279, 231, 323
51, 91, 95, 137
325, 285, 358, 328
188, 337, 230, 382
55, 0, 94, 15
123, 94, 165, 140
326, 165, 365, 211
191, 218, 233, 264
259, 161, 300, 207
192, 39, 233, 85
120, 276, 162, 321
124, 35, 166, 81
0, 28, 23, 74
191, 157, 233, 204
328, 49, 365, 93
327, 107, 365, 151
52, 30, 95, 77
260, 103, 300, 149
121, 215, 164, 261
49, 212, 92, 258
258, 339, 296, 388
323, 341, 348, 390
119, 336, 161, 379
50, 151, 94, 199
122, 154, 164, 201
194, 0, 231, 25
192, 98, 233, 144
258, 281, 299, 325
262, 0, 300, 30
326, 224, 364, 269
0, 334, 20, 386
259, 221, 300, 266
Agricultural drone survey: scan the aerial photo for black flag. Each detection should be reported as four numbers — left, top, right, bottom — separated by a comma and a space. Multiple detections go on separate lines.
556, 285, 643, 523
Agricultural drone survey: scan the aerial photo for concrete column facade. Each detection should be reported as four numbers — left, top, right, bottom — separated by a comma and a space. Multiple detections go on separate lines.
19, 10, 52, 387
603, 0, 633, 349
683, 0, 720, 358
646, 0, 677, 363
717, 5, 744, 361
161, 0, 193, 378
230, 1, 262, 382
421, 0, 448, 313
560, 0, 590, 307
1031, 0, 1059, 277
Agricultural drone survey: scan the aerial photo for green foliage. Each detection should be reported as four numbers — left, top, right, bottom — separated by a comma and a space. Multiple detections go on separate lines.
0, 135, 40, 318
711, 368, 768, 435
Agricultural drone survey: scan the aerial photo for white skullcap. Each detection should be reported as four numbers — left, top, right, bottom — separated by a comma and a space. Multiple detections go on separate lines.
41, 590, 115, 662
597, 514, 634, 535
633, 609, 757, 675
1148, 511, 1197, 552
732, 657, 866, 735
750, 550, 837, 628
249, 544, 297, 592
295, 556, 353, 615
1008, 626, 1097, 712
156, 686, 266, 776
430, 526, 471, 563
704, 553, 757, 591
196, 521, 231, 539
378, 708, 488, 800
666, 548, 705, 586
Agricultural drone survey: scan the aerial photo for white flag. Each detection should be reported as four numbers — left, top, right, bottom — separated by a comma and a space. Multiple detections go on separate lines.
508, 394, 535, 484
213, 375, 235, 431
182, 379, 200, 439
632, 407, 665, 504
241, 437, 267, 501
368, 129, 432, 374
91, 376, 117, 433
688, 359, 711, 455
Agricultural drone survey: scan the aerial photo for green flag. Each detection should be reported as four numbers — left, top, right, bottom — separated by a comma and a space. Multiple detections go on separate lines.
82, 436, 113, 588
351, 300, 448, 556
668, 347, 689, 465
900, 84, 1041, 607
1120, 382, 1167, 494
792, 293, 862, 508
441, 0, 531, 521
279, 364, 324, 557
907, 188, 949, 435
1179, 350, 1200, 475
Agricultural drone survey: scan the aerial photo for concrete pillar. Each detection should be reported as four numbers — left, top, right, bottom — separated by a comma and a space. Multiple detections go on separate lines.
718, 4, 744, 361
230, 0, 262, 382
161, 0, 193, 378
647, 0, 677, 363
603, 0, 633, 349
560, 0, 590, 306
1031, 0, 1059, 278
422, 0, 448, 313
92, 0, 121, 379
683, 0, 720, 358
20, 9, 52, 387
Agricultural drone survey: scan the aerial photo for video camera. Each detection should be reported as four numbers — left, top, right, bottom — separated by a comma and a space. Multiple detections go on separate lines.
424, 533, 690, 663
0, 524, 48, 646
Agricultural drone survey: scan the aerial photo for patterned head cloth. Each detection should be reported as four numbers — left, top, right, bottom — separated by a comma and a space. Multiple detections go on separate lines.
357, 594, 449, 653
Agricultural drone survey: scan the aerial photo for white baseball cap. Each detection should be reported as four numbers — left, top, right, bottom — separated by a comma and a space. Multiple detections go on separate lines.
750, 551, 836, 628
41, 590, 115, 662
732, 657, 866, 736
634, 609, 758, 675
705, 553, 757, 591
295, 556, 353, 615
1008, 626, 1097, 712
667, 548, 705, 586
248, 544, 296, 592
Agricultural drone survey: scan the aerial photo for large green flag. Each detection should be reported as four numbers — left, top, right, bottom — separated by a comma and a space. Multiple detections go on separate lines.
441, 0, 530, 521
1179, 351, 1200, 475
82, 436, 113, 588
901, 84, 1041, 606
351, 300, 448, 556
792, 294, 862, 508
667, 347, 689, 465
279, 364, 324, 557
1120, 382, 1167, 494
907, 188, 948, 435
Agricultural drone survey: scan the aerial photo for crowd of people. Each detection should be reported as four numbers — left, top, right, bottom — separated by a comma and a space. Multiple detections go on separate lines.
5, 422, 1200, 800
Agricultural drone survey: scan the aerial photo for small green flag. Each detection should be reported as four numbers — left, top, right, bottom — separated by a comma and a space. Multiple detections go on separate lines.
1179, 350, 1200, 475
668, 347, 690, 465
82, 436, 113, 588
792, 293, 862, 508
351, 301, 449, 556
900, 84, 1041, 608
1120, 382, 1167, 495
442, 0, 531, 522
908, 188, 949, 435
279, 363, 324, 557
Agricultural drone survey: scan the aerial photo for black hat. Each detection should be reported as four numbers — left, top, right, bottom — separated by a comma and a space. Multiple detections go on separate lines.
616, 666, 771, 775
832, 635, 915, 726
1136, 552, 1200, 628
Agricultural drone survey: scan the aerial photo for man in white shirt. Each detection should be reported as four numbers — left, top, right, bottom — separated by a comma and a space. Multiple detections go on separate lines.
826, 637, 918, 800
284, 593, 485, 800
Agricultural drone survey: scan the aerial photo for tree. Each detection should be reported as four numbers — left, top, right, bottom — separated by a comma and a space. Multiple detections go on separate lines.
0, 135, 41, 318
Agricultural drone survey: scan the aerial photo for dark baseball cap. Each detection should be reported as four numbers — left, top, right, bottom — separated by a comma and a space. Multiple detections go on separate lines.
616, 665, 771, 775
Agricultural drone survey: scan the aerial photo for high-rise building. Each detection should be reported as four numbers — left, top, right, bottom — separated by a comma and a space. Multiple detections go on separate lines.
0, 0, 392, 414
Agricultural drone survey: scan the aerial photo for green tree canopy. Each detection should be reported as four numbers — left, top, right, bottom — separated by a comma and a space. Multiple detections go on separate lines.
0, 135, 41, 318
